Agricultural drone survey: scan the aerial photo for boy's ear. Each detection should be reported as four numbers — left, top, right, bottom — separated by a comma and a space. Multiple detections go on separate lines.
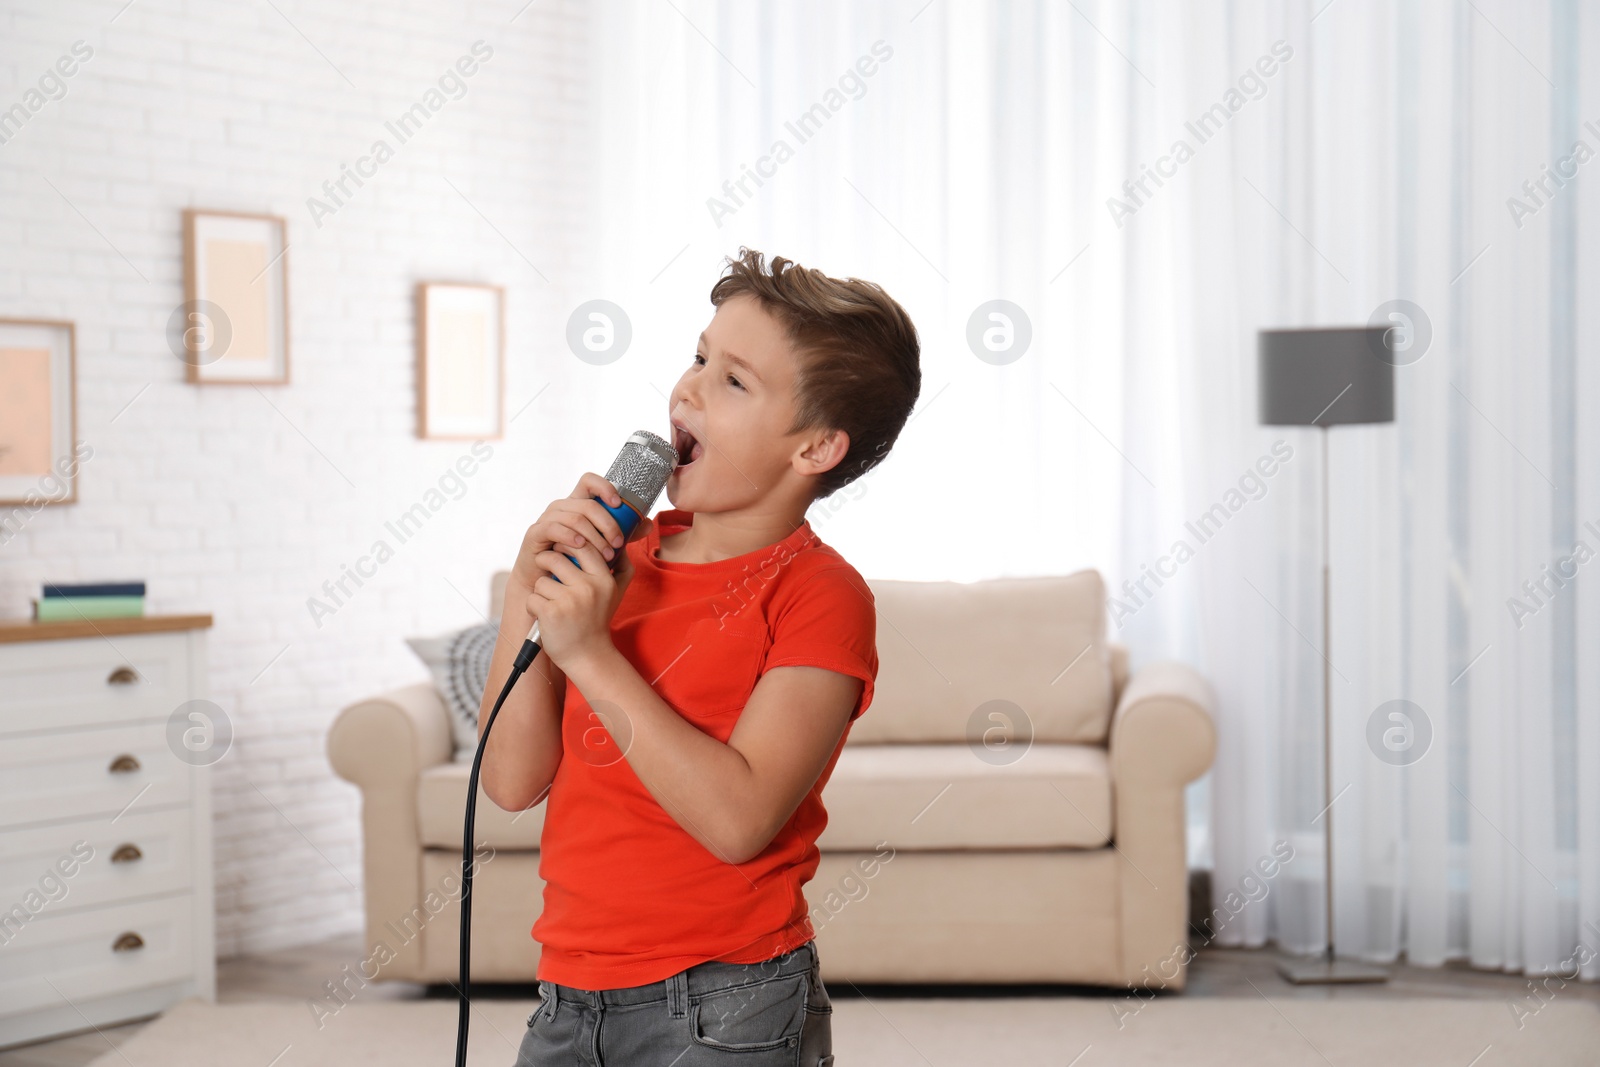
795, 428, 849, 478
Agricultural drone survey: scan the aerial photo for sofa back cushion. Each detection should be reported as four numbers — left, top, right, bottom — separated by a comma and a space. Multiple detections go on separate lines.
490, 567, 1115, 745
847, 569, 1114, 746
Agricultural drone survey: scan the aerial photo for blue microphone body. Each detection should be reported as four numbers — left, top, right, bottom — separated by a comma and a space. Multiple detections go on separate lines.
554, 496, 643, 576
513, 431, 675, 671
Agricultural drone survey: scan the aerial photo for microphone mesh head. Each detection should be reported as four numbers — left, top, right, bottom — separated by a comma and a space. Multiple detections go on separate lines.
605, 430, 675, 517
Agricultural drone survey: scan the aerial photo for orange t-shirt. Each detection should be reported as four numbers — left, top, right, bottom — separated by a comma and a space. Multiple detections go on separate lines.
530, 508, 878, 989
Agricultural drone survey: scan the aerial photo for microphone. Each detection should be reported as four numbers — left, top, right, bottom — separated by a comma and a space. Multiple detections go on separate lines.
512, 429, 677, 667
457, 428, 674, 1067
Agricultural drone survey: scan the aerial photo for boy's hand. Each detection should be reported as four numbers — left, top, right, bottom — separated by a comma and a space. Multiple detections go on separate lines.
525, 515, 652, 671
510, 473, 635, 600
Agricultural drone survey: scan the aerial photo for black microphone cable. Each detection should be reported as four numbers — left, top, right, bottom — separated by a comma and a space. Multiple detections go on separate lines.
454, 429, 675, 1067
454, 637, 541, 1067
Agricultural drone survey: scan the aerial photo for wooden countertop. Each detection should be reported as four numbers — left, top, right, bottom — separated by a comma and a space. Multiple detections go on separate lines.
0, 613, 214, 644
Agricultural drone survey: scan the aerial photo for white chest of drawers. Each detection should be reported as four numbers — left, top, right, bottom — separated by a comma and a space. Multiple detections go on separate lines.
0, 615, 216, 1050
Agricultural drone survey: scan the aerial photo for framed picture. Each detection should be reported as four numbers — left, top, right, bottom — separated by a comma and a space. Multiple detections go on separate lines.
181, 209, 289, 384
0, 319, 77, 505
416, 281, 504, 440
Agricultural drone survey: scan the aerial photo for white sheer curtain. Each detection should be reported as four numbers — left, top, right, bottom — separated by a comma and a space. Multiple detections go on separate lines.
576, 0, 1599, 980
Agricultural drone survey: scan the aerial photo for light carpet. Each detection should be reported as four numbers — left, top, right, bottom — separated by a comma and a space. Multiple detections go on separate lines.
84, 995, 1599, 1066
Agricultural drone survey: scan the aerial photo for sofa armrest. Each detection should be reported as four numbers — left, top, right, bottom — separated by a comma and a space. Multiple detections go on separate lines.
1108, 642, 1130, 708
328, 681, 453, 789
1106, 661, 1217, 990
1108, 661, 1216, 789
326, 681, 453, 982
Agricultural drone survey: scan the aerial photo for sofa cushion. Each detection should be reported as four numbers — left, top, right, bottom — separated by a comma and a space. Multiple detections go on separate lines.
417, 760, 547, 850
815, 743, 1111, 850
404, 622, 497, 762
488, 567, 1116, 745
419, 742, 1111, 853
852, 570, 1114, 745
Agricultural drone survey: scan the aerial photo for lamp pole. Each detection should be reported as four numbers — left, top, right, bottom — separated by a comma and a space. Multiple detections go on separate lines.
1276, 423, 1387, 984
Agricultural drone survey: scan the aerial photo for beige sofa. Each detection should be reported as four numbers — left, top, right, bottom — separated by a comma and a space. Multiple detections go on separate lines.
327, 567, 1216, 989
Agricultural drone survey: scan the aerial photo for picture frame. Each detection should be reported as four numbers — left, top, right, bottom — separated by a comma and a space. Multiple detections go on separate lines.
0, 318, 78, 505
180, 208, 290, 384
416, 281, 505, 440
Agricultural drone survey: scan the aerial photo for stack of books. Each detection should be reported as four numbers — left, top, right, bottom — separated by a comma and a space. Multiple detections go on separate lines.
35, 581, 146, 622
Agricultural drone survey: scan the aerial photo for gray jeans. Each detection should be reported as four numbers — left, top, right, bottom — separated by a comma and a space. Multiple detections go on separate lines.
515, 939, 834, 1066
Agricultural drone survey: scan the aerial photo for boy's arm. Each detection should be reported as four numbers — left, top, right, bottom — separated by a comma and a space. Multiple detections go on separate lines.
476, 472, 639, 811
564, 645, 861, 864
477, 574, 567, 812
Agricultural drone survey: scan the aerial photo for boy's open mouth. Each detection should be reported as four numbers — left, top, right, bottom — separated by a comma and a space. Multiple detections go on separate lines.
671, 421, 705, 469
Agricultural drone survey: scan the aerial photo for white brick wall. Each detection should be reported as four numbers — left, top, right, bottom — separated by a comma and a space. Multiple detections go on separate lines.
0, 0, 602, 958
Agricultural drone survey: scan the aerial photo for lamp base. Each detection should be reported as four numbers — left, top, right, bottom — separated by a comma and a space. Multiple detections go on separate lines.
1276, 953, 1389, 984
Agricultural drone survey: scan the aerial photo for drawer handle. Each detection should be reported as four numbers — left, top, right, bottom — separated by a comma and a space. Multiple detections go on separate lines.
107, 666, 140, 685
112, 932, 145, 952
111, 843, 143, 863
109, 754, 141, 774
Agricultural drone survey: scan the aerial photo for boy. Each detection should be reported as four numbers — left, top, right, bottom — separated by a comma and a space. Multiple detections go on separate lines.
479, 248, 921, 1066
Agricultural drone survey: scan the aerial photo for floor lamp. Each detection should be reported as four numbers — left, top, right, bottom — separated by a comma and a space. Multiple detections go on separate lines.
1258, 326, 1394, 984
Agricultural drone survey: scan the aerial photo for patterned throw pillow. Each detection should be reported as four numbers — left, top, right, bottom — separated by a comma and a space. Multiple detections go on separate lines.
405, 621, 498, 762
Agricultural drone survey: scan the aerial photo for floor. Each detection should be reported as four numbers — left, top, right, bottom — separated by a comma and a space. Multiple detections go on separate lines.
3, 935, 1594, 1066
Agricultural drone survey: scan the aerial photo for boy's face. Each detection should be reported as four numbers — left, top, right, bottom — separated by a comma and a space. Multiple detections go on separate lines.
666, 293, 840, 513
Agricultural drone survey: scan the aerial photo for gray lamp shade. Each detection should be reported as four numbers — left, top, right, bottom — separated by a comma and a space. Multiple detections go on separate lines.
1258, 327, 1395, 426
